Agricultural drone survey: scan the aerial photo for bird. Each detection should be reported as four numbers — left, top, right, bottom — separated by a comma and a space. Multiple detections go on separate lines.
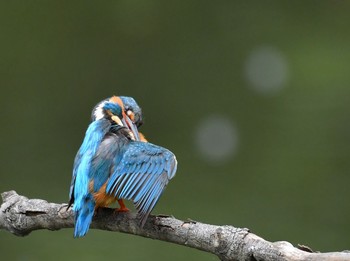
69, 95, 145, 213
68, 96, 177, 238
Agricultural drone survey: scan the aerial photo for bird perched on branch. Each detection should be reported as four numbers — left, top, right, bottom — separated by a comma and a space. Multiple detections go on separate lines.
68, 96, 177, 238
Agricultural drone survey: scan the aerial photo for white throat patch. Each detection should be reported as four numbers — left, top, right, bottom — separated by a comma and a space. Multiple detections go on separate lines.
93, 101, 107, 120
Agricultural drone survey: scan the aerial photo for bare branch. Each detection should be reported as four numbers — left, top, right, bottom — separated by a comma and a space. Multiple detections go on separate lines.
1, 190, 349, 261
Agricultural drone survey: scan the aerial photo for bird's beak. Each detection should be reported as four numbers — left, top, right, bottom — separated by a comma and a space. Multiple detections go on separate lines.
122, 114, 140, 141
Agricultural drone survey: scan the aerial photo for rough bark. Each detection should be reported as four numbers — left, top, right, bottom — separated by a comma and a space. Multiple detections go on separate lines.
1, 191, 349, 261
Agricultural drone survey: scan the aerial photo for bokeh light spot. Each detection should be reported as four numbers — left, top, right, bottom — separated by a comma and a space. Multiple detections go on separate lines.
195, 115, 238, 162
244, 46, 289, 95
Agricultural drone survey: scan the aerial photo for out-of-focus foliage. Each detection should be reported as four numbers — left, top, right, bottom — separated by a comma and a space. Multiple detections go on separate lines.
1, 1, 350, 260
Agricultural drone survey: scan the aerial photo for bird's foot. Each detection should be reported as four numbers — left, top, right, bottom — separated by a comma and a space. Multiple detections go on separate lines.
115, 207, 130, 213
115, 199, 129, 212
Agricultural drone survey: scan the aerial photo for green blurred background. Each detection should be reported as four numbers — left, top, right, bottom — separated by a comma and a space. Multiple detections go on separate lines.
1, 1, 350, 260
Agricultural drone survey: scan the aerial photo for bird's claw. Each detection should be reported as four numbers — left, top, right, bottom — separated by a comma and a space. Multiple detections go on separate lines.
114, 207, 130, 213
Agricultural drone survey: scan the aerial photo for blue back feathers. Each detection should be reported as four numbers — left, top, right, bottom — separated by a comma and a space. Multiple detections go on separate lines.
69, 119, 111, 237
69, 119, 111, 201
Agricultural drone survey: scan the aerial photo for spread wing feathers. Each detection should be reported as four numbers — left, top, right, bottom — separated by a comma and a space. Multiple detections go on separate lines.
106, 142, 177, 226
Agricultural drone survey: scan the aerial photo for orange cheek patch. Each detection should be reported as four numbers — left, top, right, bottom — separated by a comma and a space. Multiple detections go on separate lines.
129, 112, 135, 121
110, 96, 124, 110
109, 95, 119, 104
110, 95, 127, 119
109, 95, 127, 121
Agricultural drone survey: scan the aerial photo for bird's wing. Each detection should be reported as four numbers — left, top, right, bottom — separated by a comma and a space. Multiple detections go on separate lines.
68, 119, 111, 207
106, 141, 177, 226
68, 153, 82, 208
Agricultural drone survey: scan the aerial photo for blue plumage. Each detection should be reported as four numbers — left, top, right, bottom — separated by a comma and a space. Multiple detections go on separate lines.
69, 119, 111, 203
74, 194, 95, 238
120, 96, 143, 127
69, 119, 112, 237
106, 141, 177, 226
68, 96, 177, 237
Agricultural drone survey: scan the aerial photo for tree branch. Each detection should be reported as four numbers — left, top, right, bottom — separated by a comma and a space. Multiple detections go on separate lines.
1, 191, 349, 261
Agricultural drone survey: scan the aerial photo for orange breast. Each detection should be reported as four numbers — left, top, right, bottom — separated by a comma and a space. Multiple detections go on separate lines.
89, 181, 117, 208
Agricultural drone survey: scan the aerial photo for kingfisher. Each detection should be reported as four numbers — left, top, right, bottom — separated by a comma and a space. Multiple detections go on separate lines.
68, 96, 177, 238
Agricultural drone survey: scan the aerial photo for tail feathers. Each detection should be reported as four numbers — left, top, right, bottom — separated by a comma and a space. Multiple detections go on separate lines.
74, 198, 95, 238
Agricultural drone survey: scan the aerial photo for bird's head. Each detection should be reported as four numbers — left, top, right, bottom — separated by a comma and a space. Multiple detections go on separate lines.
91, 96, 141, 140
120, 96, 143, 128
